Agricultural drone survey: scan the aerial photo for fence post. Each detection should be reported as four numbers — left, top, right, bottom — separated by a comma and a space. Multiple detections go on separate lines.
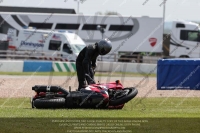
114, 53, 117, 62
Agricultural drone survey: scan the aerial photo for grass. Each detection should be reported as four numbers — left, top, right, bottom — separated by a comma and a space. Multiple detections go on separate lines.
0, 97, 200, 118
0, 71, 156, 77
0, 97, 200, 133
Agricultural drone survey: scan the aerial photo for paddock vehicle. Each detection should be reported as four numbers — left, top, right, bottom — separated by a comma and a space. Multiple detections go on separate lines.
7, 28, 86, 61
31, 80, 138, 109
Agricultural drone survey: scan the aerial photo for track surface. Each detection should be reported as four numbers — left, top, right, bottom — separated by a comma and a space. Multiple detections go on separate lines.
0, 75, 200, 98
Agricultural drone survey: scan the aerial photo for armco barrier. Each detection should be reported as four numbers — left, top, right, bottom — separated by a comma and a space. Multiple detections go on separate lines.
126, 63, 157, 74
96, 62, 157, 74
53, 62, 76, 72
0, 60, 157, 74
23, 60, 52, 72
0, 60, 23, 72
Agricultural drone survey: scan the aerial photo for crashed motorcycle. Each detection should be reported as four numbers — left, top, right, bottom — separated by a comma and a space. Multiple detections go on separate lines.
31, 75, 138, 109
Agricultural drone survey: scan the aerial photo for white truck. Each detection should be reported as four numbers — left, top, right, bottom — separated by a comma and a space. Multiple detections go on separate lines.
163, 20, 200, 58
7, 28, 86, 61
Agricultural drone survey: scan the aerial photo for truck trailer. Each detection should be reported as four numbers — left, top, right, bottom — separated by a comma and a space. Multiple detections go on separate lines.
0, 13, 163, 62
1, 12, 200, 62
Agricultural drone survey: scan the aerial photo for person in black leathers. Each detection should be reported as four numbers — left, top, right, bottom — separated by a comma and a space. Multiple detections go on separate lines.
76, 38, 112, 90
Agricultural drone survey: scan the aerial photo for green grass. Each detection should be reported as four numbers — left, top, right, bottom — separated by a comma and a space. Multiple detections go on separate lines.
0, 97, 200, 118
0, 71, 156, 77
0, 97, 200, 133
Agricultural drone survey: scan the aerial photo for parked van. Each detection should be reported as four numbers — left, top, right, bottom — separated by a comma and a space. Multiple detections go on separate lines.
7, 28, 86, 61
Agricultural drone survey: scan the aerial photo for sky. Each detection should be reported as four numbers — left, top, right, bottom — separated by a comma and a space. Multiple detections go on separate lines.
0, 0, 200, 21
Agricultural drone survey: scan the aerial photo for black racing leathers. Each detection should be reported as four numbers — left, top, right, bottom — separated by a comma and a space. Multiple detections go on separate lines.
76, 44, 99, 90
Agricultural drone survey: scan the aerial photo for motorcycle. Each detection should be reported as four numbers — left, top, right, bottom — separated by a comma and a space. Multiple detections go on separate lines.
31, 75, 138, 109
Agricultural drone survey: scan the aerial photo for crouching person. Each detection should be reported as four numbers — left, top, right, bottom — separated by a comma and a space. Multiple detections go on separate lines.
76, 38, 112, 90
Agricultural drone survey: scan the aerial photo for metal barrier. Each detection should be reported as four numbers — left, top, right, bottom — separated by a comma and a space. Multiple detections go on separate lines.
0, 50, 162, 63
99, 54, 162, 64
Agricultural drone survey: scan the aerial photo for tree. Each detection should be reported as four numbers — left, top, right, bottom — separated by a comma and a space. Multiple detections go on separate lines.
95, 11, 120, 16
95, 11, 103, 15
104, 11, 120, 15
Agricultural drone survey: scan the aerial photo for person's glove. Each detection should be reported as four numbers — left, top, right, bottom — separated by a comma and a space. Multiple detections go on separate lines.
87, 79, 96, 85
85, 74, 96, 85
92, 63, 96, 70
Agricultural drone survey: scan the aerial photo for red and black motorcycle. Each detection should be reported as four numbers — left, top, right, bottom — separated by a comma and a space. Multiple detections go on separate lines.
31, 75, 138, 109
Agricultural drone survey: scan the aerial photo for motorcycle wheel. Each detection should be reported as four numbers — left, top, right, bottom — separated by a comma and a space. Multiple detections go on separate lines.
33, 97, 65, 109
109, 87, 138, 106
